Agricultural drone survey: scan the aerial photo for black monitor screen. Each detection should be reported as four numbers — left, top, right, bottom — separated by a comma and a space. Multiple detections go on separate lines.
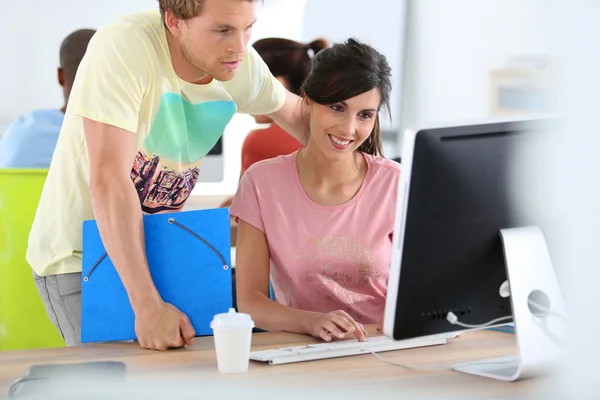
208, 136, 223, 155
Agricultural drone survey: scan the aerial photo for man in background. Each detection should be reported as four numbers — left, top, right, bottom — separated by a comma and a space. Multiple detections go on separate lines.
0, 29, 96, 168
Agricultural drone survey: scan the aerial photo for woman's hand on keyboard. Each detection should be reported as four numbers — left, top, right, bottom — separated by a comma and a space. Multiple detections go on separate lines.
303, 310, 368, 342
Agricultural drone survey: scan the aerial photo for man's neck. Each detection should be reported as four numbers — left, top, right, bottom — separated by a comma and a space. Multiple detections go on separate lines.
165, 30, 210, 84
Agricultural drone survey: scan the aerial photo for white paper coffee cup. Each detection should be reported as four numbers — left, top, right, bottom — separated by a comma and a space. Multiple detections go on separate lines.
210, 308, 255, 373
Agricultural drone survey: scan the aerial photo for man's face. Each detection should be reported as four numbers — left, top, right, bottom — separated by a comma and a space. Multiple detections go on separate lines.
177, 0, 257, 81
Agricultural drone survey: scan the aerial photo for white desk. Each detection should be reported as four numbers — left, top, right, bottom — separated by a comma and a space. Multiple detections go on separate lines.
0, 326, 557, 399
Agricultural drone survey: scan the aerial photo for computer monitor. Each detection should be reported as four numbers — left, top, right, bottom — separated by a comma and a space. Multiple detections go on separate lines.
197, 136, 224, 182
383, 118, 560, 342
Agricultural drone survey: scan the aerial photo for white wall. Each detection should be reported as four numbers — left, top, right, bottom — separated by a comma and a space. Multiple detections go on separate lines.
0, 0, 305, 122
301, 0, 556, 155
301, 0, 407, 133
400, 0, 556, 145
0, 0, 156, 122
550, 2, 600, 395
1, 0, 307, 200
2, 0, 558, 196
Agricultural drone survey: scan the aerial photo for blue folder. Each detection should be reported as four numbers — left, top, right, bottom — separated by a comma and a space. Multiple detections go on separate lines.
80, 208, 233, 343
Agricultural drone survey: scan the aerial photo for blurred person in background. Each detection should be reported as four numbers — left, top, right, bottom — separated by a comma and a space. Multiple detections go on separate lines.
220, 37, 329, 208
0, 29, 95, 168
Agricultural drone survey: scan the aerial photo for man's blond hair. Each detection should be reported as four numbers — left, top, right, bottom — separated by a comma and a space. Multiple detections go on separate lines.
158, 0, 262, 21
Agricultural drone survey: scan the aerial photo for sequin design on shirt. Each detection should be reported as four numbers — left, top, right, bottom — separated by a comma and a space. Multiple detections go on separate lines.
291, 236, 382, 317
129, 94, 236, 214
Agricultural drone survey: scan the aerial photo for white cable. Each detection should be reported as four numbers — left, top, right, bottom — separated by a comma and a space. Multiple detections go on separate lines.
446, 298, 568, 329
446, 313, 513, 329
373, 299, 568, 372
527, 299, 568, 321
369, 351, 443, 371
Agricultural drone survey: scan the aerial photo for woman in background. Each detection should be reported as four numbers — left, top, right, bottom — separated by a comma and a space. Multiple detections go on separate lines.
220, 37, 329, 208
231, 39, 398, 342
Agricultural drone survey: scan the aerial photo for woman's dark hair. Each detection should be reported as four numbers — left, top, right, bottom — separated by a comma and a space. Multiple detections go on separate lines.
301, 38, 392, 157
252, 37, 329, 96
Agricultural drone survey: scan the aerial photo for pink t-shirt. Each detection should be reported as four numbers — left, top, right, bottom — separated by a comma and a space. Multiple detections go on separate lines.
230, 150, 400, 324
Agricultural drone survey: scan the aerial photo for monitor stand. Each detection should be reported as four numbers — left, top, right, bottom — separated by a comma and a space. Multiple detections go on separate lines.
452, 226, 567, 381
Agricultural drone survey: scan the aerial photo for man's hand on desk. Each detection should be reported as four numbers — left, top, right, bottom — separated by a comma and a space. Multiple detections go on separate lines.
133, 300, 196, 351
302, 310, 368, 342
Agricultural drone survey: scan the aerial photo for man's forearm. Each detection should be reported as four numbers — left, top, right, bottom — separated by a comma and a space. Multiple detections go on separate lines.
90, 177, 160, 311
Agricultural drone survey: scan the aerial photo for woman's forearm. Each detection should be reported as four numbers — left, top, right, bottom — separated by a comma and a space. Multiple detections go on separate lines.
238, 292, 317, 334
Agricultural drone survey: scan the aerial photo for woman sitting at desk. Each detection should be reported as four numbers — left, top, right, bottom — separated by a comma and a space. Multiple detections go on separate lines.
230, 39, 398, 343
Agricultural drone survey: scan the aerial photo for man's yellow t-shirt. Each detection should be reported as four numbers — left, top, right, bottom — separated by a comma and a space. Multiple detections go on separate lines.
26, 10, 286, 276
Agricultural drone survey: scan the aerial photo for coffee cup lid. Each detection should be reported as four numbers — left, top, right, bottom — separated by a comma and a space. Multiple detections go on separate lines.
210, 308, 255, 330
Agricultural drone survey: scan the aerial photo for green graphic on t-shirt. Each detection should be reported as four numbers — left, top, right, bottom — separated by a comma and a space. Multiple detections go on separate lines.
144, 93, 236, 163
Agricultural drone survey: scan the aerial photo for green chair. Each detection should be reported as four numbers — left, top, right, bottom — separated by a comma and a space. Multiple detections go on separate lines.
0, 169, 65, 350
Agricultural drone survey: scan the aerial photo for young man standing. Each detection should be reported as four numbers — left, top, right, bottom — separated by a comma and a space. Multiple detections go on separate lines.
27, 0, 305, 350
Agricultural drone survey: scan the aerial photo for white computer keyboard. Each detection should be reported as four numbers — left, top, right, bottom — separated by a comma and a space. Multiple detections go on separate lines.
249, 334, 452, 365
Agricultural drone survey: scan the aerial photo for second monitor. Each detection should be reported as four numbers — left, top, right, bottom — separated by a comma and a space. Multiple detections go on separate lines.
197, 136, 224, 183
